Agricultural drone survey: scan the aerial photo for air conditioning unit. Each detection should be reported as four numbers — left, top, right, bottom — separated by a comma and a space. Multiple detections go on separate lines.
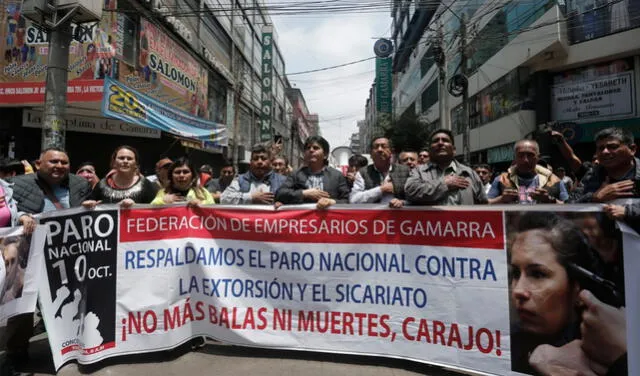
21, 0, 53, 25
57, 0, 102, 23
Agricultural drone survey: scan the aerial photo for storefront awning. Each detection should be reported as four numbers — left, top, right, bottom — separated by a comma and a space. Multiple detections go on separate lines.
101, 77, 227, 146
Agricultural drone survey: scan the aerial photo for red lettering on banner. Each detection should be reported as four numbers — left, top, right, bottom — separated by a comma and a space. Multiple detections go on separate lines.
60, 341, 115, 355
0, 80, 103, 104
207, 305, 269, 330
400, 317, 503, 356
117, 306, 503, 358
295, 310, 392, 338
120, 207, 504, 249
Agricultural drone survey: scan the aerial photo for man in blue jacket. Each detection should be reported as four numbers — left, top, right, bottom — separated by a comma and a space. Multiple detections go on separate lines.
221, 144, 286, 205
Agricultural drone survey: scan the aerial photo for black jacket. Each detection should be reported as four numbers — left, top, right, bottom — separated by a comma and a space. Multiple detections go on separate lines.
276, 166, 350, 204
9, 173, 92, 214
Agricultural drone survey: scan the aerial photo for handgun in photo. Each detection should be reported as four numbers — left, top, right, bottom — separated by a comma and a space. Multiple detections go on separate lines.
568, 263, 624, 308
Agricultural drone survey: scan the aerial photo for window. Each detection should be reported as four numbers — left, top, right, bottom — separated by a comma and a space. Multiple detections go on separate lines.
562, 0, 638, 44
202, 6, 232, 56
420, 46, 434, 77
505, 0, 553, 41
208, 73, 227, 124
253, 35, 261, 71
450, 68, 532, 131
421, 80, 439, 111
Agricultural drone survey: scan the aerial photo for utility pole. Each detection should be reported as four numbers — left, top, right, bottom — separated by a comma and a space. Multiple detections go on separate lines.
42, 21, 73, 150
229, 0, 241, 171
21, 0, 100, 151
459, 15, 471, 165
435, 20, 450, 131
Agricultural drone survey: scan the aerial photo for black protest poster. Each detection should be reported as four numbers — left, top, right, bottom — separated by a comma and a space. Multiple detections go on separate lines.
40, 209, 118, 352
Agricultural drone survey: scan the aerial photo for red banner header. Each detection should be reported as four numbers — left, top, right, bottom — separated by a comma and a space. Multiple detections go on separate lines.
120, 208, 504, 249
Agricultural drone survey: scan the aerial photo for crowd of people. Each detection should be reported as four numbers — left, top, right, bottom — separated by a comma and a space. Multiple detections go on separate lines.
0, 126, 636, 375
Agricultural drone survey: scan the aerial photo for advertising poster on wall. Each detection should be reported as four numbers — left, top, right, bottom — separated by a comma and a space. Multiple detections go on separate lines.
123, 19, 208, 117
0, 0, 122, 105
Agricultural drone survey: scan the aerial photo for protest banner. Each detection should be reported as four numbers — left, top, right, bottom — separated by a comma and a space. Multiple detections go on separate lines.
36, 205, 636, 375
0, 225, 45, 323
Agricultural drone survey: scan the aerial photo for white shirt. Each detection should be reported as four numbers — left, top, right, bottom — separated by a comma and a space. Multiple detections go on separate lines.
220, 178, 270, 205
349, 166, 394, 204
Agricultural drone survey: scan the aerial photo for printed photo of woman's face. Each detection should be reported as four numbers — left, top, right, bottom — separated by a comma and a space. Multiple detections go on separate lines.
509, 229, 579, 337
3, 240, 19, 279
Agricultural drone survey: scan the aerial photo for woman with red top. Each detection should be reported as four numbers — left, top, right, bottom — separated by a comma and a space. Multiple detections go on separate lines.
82, 146, 158, 209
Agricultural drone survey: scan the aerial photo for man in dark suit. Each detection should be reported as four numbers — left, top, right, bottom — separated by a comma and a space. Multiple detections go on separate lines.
349, 136, 410, 208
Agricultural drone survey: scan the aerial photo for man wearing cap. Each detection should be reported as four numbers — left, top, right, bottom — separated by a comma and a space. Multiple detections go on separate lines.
147, 157, 172, 189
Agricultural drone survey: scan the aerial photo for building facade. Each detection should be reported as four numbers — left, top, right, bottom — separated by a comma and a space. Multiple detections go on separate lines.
285, 87, 317, 168
390, 0, 640, 170
0, 0, 303, 175
349, 132, 361, 154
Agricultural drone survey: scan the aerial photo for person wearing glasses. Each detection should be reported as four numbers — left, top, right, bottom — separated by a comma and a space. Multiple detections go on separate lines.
151, 157, 214, 206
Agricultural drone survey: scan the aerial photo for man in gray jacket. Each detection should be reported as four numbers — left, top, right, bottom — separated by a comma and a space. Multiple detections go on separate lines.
405, 129, 487, 205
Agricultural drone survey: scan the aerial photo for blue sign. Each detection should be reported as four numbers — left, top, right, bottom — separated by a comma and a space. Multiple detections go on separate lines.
101, 77, 227, 146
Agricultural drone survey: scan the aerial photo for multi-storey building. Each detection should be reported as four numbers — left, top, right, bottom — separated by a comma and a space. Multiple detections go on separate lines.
391, 0, 640, 171
349, 132, 360, 154
357, 120, 367, 152
286, 87, 317, 168
0, 0, 305, 175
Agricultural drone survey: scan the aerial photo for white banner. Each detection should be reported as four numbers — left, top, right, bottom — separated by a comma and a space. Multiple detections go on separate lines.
36, 206, 635, 375
551, 71, 635, 122
0, 226, 45, 324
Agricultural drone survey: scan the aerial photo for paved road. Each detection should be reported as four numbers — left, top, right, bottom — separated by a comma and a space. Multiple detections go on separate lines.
2, 335, 470, 376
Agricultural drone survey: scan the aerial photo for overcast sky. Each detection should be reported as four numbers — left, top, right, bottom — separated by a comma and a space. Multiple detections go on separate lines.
269, 4, 391, 152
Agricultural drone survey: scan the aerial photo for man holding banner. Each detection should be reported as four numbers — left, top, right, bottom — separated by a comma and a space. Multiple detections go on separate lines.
221, 144, 286, 205
574, 127, 640, 231
5, 148, 91, 367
